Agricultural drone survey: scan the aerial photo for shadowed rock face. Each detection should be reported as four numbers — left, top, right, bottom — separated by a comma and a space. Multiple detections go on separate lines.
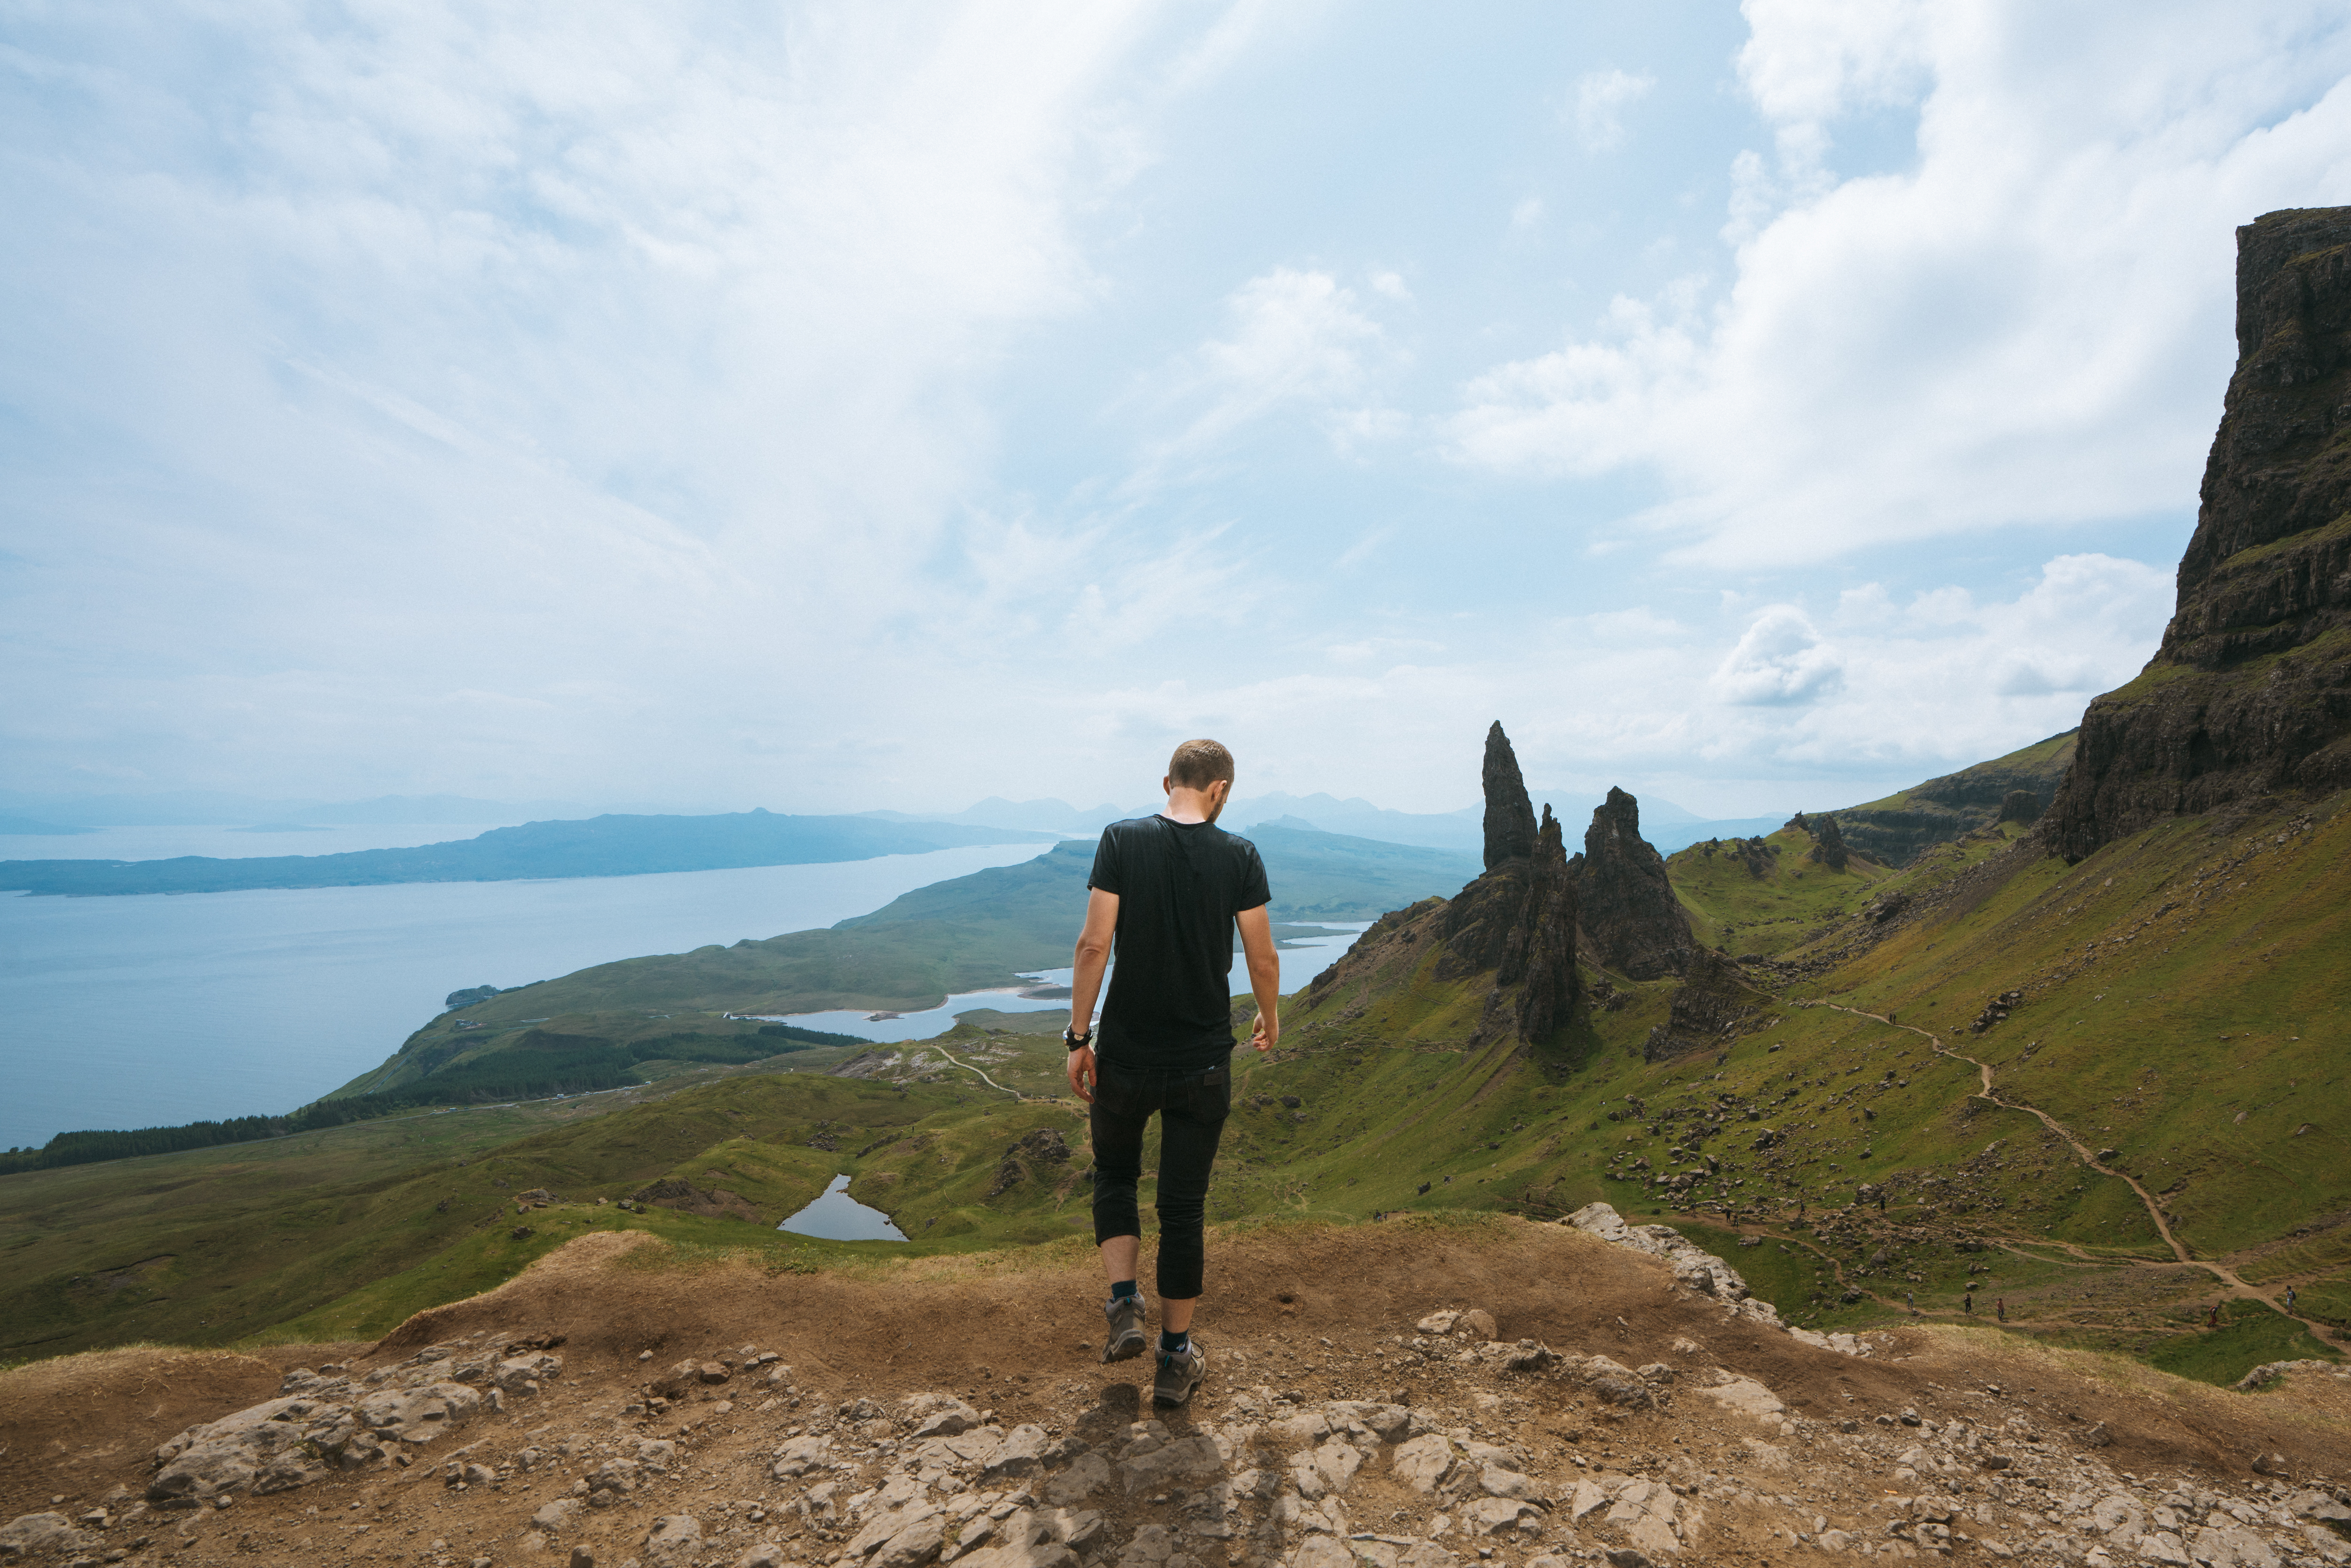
1290, 725, 1577, 1051
1577, 788, 1695, 981
1807, 813, 1848, 872
1481, 721, 1538, 869
1432, 804, 1579, 1047
2047, 207, 2351, 862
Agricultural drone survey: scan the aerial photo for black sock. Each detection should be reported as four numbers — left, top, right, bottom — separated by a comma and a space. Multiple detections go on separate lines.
1159, 1328, 1188, 1354
1111, 1280, 1138, 1301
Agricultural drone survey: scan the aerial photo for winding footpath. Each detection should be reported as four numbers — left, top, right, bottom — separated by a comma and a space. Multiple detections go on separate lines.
923, 1042, 1021, 1096
1797, 999, 2345, 1350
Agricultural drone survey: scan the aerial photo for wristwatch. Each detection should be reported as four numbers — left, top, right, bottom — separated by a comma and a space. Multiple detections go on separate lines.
1064, 1027, 1093, 1053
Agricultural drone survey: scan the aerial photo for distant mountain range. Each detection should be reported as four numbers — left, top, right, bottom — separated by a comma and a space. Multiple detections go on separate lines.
867, 790, 1788, 855
0, 812, 1057, 896
0, 790, 591, 830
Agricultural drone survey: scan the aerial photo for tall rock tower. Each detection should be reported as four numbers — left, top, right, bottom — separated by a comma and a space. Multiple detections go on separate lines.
2046, 206, 2351, 860
1575, 787, 1696, 980
1482, 719, 1538, 868
1284, 723, 1579, 1052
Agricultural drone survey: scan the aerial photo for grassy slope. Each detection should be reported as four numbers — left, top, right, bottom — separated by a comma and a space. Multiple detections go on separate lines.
1812, 794, 2351, 1258
1665, 825, 1895, 956
1826, 731, 2078, 867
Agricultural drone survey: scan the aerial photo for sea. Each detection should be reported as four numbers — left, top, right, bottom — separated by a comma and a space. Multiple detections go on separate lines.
0, 825, 1366, 1151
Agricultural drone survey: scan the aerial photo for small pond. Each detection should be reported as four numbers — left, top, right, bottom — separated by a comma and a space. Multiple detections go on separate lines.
778, 1174, 907, 1242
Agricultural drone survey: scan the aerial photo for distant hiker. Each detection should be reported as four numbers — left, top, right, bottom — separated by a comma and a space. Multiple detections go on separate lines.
1996, 1297, 2005, 1323
1066, 738, 1280, 1410
2207, 1303, 2219, 1329
1906, 1290, 1917, 1316
1964, 1291, 1974, 1315
2286, 1285, 2297, 1312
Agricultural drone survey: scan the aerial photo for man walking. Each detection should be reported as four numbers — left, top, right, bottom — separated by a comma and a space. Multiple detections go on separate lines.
1067, 739, 1281, 1409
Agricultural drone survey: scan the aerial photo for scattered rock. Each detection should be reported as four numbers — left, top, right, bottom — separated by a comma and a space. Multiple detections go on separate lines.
643, 1512, 704, 1567
0, 1513, 95, 1561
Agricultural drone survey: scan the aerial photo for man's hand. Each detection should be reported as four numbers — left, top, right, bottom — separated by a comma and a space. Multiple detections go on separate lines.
1248, 1008, 1278, 1053
1067, 1043, 1097, 1103
1236, 904, 1281, 1054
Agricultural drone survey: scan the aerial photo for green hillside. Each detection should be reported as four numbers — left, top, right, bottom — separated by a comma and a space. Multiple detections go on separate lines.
1825, 730, 2076, 866
1665, 820, 1897, 956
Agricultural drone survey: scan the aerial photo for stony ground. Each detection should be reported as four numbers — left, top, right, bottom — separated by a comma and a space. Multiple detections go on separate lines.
2, 1217, 2346, 1568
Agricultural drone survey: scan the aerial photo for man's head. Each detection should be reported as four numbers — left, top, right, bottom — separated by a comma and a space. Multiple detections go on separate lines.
1163, 738, 1235, 822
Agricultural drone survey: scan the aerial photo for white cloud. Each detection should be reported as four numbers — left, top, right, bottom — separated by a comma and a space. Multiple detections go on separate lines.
1455, 1, 2351, 567
1041, 552, 2172, 814
1570, 67, 1657, 152
1143, 267, 1401, 465
1712, 606, 1845, 705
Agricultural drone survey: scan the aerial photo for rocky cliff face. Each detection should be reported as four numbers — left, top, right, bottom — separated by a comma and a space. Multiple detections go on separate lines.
1575, 788, 1696, 980
2047, 207, 2351, 861
1289, 724, 1578, 1051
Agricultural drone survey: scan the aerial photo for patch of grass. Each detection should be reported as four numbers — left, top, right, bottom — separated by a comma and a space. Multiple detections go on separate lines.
1668, 828, 1894, 957
2142, 1299, 2341, 1387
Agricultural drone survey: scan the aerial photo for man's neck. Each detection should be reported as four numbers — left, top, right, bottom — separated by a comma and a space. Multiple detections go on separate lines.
1160, 784, 1226, 825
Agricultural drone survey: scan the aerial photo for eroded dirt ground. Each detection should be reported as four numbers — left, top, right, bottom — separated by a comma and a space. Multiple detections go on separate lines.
3, 1221, 2347, 1568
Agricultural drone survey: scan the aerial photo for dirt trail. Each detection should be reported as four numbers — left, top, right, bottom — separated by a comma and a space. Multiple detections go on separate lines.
1800, 1001, 2345, 1350
6, 1221, 2349, 1568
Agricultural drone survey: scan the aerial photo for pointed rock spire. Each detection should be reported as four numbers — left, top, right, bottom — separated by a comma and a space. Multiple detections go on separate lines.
1482, 721, 1538, 869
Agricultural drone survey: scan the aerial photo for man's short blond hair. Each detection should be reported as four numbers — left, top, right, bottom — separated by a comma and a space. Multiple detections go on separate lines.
1167, 738, 1236, 790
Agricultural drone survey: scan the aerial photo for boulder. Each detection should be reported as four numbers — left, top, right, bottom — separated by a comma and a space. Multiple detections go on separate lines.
0, 1513, 95, 1561
984, 1423, 1052, 1481
1390, 1432, 1455, 1493
1118, 1432, 1225, 1492
644, 1513, 705, 1567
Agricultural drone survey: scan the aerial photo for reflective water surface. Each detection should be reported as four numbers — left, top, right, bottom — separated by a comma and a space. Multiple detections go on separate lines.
778, 1173, 908, 1241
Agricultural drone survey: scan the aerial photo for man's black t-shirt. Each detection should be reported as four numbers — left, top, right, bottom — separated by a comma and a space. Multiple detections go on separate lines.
1088, 815, 1271, 1073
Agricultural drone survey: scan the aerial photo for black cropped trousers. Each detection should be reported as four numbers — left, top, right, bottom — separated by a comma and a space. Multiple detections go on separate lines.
1089, 1056, 1231, 1300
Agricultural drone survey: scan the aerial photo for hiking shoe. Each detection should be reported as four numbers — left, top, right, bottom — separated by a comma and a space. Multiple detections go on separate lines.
1152, 1340, 1206, 1408
1101, 1294, 1147, 1363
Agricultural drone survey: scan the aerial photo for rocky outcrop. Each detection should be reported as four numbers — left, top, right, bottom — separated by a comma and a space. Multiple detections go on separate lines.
1806, 813, 1848, 871
1413, 804, 1580, 1049
1290, 725, 1577, 1051
2047, 207, 2351, 862
987, 1128, 1071, 1198
1575, 788, 1695, 980
1480, 721, 1537, 869
631, 1177, 763, 1222
144, 1335, 560, 1505
1639, 949, 1769, 1062
1434, 728, 1579, 1045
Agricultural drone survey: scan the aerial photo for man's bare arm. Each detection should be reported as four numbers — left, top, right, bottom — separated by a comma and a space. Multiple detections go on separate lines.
1236, 904, 1280, 1053
1066, 887, 1119, 1102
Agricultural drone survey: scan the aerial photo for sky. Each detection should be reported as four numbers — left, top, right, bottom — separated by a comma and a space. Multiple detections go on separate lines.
5, 1, 2350, 820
